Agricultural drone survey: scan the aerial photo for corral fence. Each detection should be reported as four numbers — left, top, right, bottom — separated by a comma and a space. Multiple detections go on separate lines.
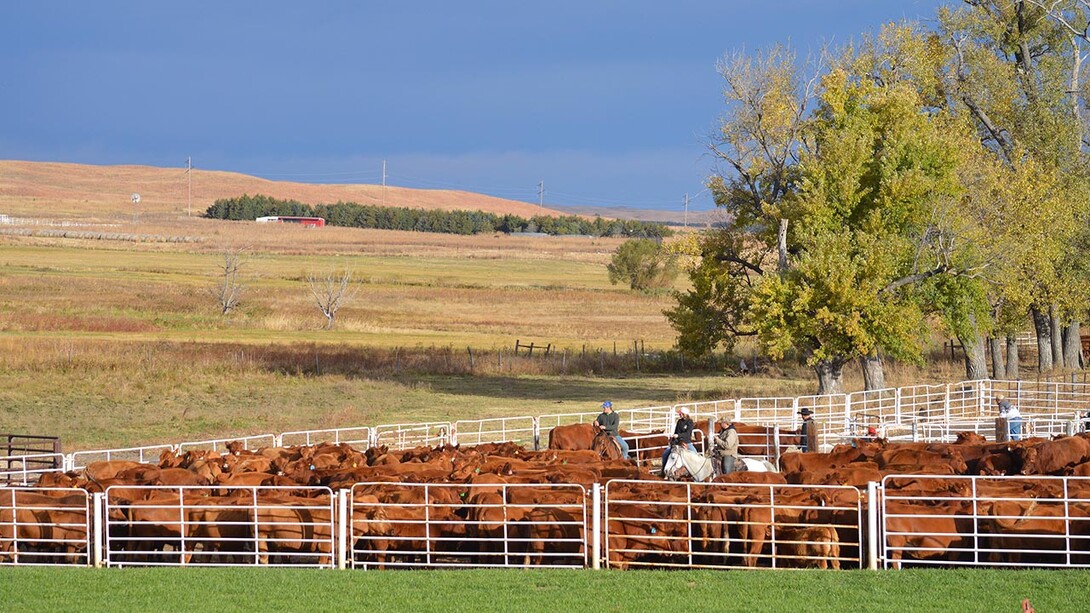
6, 476, 1090, 569
17, 378, 1090, 483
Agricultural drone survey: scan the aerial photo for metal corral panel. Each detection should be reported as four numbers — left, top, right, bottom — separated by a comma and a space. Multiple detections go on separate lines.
175, 435, 276, 454
68, 444, 177, 471
0, 454, 66, 485
603, 479, 861, 570
0, 487, 90, 565
104, 485, 334, 567
349, 482, 587, 569
881, 474, 1090, 568
279, 426, 371, 449
371, 422, 451, 450
453, 416, 536, 447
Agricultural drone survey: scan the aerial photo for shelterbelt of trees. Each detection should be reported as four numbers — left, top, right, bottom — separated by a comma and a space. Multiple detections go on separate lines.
204, 194, 672, 239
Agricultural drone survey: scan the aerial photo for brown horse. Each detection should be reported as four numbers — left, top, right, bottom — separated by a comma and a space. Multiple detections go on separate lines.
591, 431, 624, 461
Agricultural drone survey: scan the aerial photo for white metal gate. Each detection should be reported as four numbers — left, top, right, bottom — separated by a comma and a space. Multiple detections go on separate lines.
349, 482, 587, 569
604, 480, 862, 570
104, 485, 334, 567
0, 487, 91, 565
881, 474, 1090, 568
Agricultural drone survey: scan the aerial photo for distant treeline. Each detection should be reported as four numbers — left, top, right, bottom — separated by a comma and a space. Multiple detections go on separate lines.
204, 194, 673, 238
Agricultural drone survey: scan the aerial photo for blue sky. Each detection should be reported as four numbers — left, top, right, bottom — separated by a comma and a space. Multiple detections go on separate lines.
0, 1, 947, 211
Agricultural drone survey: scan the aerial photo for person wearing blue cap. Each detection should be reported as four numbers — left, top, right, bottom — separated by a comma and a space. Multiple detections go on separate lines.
595, 401, 630, 459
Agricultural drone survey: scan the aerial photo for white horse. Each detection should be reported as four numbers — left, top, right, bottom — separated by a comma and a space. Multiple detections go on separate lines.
663, 446, 777, 482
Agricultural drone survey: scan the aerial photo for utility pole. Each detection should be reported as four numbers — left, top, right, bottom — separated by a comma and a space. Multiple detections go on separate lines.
538, 181, 544, 214
186, 156, 192, 216
684, 193, 689, 228
382, 160, 387, 207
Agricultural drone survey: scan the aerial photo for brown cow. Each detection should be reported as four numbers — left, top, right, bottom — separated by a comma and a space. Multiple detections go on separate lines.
1018, 436, 1090, 475
775, 525, 841, 569
547, 423, 597, 450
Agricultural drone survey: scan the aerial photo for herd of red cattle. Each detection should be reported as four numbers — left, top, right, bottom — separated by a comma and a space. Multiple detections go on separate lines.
4, 419, 1090, 569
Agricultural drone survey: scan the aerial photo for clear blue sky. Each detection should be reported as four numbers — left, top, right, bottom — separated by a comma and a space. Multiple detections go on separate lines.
0, 1, 948, 211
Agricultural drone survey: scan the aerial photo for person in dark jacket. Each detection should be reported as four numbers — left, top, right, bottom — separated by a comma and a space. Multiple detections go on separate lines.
594, 401, 630, 459
799, 408, 816, 452
661, 406, 698, 468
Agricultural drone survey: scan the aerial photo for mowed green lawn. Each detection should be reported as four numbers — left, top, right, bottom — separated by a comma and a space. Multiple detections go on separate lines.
0, 567, 1075, 613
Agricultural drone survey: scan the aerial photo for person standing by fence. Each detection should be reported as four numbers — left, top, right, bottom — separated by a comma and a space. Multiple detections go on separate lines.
996, 394, 1022, 441
714, 419, 739, 474
799, 408, 816, 452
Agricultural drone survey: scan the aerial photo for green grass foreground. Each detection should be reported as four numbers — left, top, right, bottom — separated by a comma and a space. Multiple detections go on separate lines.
0, 567, 1078, 613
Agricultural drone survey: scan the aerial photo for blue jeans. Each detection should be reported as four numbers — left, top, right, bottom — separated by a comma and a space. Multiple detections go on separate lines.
612, 434, 631, 459
661, 443, 697, 466
1009, 418, 1022, 441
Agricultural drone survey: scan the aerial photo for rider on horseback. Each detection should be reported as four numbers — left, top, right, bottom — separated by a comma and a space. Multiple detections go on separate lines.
595, 401, 630, 459
713, 418, 739, 475
661, 406, 697, 469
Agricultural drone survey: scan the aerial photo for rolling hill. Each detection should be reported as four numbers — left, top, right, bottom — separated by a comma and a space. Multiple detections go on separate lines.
0, 160, 566, 221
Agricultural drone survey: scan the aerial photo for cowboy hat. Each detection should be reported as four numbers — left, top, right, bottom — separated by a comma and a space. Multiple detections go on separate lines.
798, 408, 814, 416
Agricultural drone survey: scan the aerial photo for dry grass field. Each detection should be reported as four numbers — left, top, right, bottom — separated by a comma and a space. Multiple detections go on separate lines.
0, 161, 960, 451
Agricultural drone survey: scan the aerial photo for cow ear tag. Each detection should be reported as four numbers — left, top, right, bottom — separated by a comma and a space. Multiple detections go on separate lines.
650, 526, 657, 534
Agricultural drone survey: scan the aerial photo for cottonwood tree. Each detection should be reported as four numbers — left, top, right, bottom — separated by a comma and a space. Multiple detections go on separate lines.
307, 269, 357, 329
607, 239, 679, 291
667, 45, 819, 361
671, 33, 990, 394
939, 0, 1090, 374
210, 249, 246, 315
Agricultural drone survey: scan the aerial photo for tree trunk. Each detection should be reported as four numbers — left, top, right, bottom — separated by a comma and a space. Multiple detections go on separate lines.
814, 358, 846, 396
1032, 307, 1054, 372
1050, 305, 1065, 367
958, 313, 988, 380
1064, 321, 1082, 370
860, 353, 885, 391
989, 336, 1005, 380
1005, 336, 1020, 381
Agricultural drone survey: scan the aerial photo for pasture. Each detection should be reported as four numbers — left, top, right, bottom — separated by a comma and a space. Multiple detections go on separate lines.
0, 220, 957, 450
0, 567, 1074, 612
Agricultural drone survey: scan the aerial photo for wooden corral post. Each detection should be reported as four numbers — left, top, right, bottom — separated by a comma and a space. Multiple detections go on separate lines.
995, 417, 1010, 443
467, 346, 474, 370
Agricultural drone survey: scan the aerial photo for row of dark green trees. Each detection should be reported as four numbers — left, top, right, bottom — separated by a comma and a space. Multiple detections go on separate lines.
204, 194, 672, 238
